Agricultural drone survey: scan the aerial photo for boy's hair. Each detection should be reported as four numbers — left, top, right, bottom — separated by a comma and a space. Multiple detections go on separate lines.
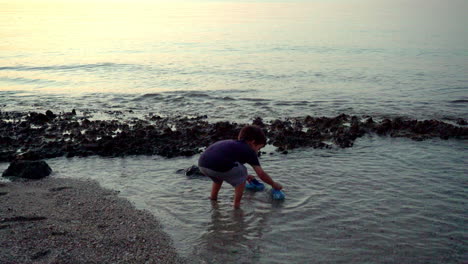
238, 125, 267, 145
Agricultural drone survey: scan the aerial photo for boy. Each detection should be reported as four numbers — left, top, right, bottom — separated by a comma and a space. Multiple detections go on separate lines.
198, 125, 283, 209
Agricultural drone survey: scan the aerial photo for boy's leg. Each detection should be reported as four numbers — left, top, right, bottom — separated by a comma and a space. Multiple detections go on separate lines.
233, 182, 246, 209
211, 181, 223, 201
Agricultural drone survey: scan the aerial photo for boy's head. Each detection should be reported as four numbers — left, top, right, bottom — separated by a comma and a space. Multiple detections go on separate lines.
238, 125, 267, 146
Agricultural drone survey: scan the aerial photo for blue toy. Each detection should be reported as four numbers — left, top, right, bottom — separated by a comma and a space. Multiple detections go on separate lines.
245, 178, 265, 191
272, 189, 285, 200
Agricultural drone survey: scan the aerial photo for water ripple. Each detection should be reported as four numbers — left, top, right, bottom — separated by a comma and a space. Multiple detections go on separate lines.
0, 62, 129, 72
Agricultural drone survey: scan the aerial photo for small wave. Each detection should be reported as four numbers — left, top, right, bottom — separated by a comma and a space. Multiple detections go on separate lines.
182, 91, 211, 98
135, 91, 242, 103
276, 100, 310, 106
450, 100, 468, 104
136, 93, 164, 99
0, 90, 36, 97
0, 63, 127, 72
240, 97, 271, 102
0, 76, 62, 85
435, 86, 468, 95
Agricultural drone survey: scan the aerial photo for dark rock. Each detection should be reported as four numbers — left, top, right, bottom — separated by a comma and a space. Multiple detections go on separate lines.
252, 117, 266, 127
0, 136, 15, 145
270, 119, 288, 130
456, 118, 467, 126
150, 115, 162, 121
365, 117, 374, 125
27, 112, 50, 125
45, 110, 57, 119
375, 119, 392, 135
0, 151, 15, 162
183, 165, 205, 177
2, 160, 52, 180
335, 135, 354, 148
15, 151, 43, 161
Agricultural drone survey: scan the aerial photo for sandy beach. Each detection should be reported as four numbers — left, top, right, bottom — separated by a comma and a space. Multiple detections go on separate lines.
0, 177, 185, 264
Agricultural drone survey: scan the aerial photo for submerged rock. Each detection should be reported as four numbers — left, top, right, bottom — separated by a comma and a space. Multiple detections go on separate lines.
2, 160, 52, 180
181, 165, 205, 177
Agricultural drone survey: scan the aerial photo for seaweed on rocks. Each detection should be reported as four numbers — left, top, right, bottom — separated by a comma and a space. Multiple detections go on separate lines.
0, 111, 466, 162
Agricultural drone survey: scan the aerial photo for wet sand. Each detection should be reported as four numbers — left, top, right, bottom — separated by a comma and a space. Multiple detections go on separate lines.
0, 177, 185, 264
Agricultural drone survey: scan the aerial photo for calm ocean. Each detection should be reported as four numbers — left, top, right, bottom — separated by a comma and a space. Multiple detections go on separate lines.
1, 0, 467, 263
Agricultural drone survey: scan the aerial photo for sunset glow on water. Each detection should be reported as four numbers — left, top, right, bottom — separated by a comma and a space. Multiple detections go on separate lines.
1, 0, 467, 263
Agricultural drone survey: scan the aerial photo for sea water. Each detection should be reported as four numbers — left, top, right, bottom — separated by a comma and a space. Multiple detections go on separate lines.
1, 0, 467, 263
1, 0, 467, 122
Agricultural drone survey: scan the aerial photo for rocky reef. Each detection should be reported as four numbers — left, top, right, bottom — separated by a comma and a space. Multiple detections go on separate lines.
0, 110, 466, 162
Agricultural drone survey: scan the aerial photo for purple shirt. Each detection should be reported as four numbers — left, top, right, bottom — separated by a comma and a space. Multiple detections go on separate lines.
198, 140, 260, 172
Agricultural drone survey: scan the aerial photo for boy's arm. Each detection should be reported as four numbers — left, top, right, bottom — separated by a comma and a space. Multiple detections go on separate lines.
252, 165, 283, 190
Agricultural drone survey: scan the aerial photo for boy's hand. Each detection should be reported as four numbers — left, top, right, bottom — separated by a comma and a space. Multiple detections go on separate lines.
272, 182, 283, 190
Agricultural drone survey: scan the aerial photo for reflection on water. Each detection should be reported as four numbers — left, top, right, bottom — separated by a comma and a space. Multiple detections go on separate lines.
194, 204, 259, 263
1, 136, 464, 263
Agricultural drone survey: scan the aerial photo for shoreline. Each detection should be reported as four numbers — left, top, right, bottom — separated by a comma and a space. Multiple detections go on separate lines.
0, 177, 185, 264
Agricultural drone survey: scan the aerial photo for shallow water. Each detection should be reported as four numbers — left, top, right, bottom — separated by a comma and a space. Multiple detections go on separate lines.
2, 136, 465, 263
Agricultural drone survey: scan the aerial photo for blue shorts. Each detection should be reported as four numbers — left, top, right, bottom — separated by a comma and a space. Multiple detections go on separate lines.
199, 162, 248, 187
